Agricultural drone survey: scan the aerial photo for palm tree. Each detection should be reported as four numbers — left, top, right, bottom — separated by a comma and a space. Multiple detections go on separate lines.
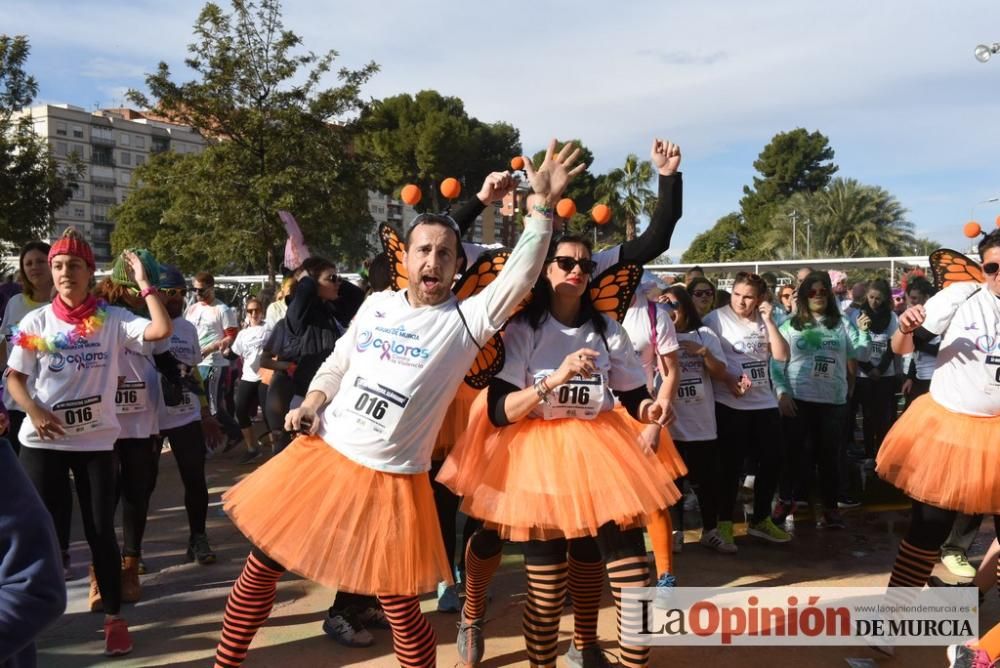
761, 178, 916, 258
595, 154, 655, 241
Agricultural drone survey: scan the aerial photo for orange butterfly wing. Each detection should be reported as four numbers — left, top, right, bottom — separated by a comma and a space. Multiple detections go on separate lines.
588, 263, 644, 323
378, 224, 408, 290
929, 249, 984, 290
453, 249, 509, 301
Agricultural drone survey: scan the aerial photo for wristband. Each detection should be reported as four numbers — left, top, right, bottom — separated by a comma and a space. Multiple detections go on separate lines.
140, 286, 158, 299
532, 204, 554, 216
534, 378, 551, 404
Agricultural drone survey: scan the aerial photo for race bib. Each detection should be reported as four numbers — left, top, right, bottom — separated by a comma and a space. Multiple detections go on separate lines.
812, 355, 837, 380
165, 391, 197, 416
741, 360, 769, 387
342, 376, 409, 436
115, 381, 148, 414
539, 372, 605, 420
676, 377, 705, 405
53, 396, 103, 435
870, 339, 888, 360
985, 355, 1000, 395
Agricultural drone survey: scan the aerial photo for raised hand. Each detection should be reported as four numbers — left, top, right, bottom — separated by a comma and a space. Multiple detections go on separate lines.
122, 250, 149, 287
651, 138, 681, 176
522, 139, 587, 205
898, 305, 926, 334
759, 300, 774, 322
477, 171, 518, 204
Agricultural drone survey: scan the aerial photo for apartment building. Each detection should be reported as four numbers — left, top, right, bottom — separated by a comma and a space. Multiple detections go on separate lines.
13, 104, 205, 263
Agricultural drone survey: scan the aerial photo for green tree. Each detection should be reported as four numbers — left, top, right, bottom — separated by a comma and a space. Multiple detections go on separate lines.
529, 140, 617, 244
682, 212, 745, 263
122, 0, 378, 280
0, 35, 83, 252
594, 154, 656, 242
356, 90, 521, 212
759, 178, 920, 258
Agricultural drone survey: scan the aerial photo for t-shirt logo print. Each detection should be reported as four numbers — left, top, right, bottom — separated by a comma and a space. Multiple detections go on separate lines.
48, 352, 67, 372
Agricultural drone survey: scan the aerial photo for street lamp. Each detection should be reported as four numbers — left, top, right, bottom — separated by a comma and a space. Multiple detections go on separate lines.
975, 43, 1000, 63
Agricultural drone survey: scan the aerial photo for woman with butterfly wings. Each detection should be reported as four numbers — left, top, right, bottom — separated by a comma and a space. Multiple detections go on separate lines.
877, 231, 1000, 600
438, 234, 677, 668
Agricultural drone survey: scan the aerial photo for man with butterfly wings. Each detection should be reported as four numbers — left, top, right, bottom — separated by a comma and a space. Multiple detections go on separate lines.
876, 231, 1000, 645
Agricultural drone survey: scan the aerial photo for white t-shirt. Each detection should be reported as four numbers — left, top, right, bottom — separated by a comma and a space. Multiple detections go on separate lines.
231, 324, 270, 382
7, 304, 150, 451
265, 300, 287, 328
621, 293, 679, 392
670, 327, 724, 442
157, 318, 203, 431
852, 311, 899, 378
185, 301, 238, 367
309, 216, 551, 474
923, 283, 1000, 416
703, 306, 778, 411
1, 293, 46, 411
498, 313, 648, 420
115, 341, 165, 439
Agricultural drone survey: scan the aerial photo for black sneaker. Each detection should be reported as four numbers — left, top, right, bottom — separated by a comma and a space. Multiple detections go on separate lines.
322, 608, 374, 647
223, 435, 243, 453
187, 533, 216, 565
238, 447, 262, 464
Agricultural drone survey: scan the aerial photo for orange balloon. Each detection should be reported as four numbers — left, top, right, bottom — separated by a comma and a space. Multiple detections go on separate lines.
556, 198, 576, 218
995, 214, 1000, 228
440, 177, 461, 200
964, 221, 982, 238
400, 184, 421, 206
591, 204, 612, 225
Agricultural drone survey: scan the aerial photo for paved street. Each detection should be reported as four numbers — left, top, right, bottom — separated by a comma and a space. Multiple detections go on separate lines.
35, 443, 999, 667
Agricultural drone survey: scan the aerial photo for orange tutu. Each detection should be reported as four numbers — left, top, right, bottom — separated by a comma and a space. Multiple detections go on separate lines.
613, 405, 688, 480
223, 435, 452, 596
438, 400, 681, 542
876, 394, 1000, 514
432, 383, 483, 461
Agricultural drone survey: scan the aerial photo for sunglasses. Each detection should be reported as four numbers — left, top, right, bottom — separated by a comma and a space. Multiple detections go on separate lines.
985, 262, 999, 275
195, 286, 211, 294
321, 273, 340, 284
161, 288, 187, 297
406, 213, 462, 237
808, 288, 829, 298
549, 256, 597, 274
691, 289, 715, 298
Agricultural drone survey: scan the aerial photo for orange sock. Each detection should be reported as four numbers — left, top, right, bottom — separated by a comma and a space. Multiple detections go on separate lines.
646, 508, 673, 577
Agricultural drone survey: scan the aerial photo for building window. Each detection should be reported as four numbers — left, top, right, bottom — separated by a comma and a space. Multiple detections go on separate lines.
135, 136, 145, 149
91, 126, 113, 142
73, 206, 85, 218
68, 145, 84, 159
72, 125, 84, 139
135, 154, 145, 166
120, 151, 131, 166
119, 172, 131, 186
120, 133, 130, 146
92, 146, 114, 166
55, 142, 68, 157
55, 121, 67, 136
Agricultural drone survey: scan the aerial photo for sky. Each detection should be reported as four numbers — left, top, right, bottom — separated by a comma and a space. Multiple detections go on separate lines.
7, 0, 1000, 259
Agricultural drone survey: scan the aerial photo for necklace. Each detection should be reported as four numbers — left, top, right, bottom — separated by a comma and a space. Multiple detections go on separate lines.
12, 302, 110, 353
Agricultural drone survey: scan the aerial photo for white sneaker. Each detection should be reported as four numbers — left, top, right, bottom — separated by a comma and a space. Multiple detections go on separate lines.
672, 530, 684, 554
699, 528, 737, 554
941, 553, 977, 579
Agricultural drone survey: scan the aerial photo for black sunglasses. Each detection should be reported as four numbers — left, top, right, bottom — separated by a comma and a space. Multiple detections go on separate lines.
691, 288, 715, 298
195, 286, 211, 294
985, 262, 999, 275
550, 256, 597, 274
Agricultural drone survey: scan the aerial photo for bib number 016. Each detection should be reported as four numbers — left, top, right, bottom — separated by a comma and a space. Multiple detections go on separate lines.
557, 385, 590, 405
64, 406, 93, 425
354, 392, 388, 420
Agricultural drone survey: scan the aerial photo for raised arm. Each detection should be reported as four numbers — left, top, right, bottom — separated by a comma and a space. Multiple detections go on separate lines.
453, 171, 519, 236
617, 139, 683, 265
467, 140, 585, 334
123, 251, 172, 341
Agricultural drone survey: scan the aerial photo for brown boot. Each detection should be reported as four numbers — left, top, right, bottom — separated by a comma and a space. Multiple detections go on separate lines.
88, 565, 103, 612
121, 557, 141, 603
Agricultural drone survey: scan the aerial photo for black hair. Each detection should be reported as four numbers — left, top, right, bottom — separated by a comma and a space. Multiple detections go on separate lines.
861, 278, 893, 332
906, 276, 936, 299
686, 265, 704, 277
403, 215, 466, 271
519, 233, 606, 338
979, 229, 1000, 258
366, 254, 392, 294
299, 257, 336, 280
790, 271, 841, 331
686, 276, 714, 295
667, 285, 703, 332
18, 240, 51, 301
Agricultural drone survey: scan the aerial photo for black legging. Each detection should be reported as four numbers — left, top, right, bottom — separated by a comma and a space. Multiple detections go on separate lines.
903, 378, 931, 411
154, 420, 209, 536
429, 459, 483, 576
265, 371, 295, 454
778, 400, 846, 511
521, 523, 647, 565
114, 437, 159, 557
715, 403, 782, 524
205, 365, 242, 442
669, 439, 720, 532
19, 447, 122, 614
853, 376, 898, 457
234, 379, 269, 430
9, 410, 73, 556
903, 500, 1000, 552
